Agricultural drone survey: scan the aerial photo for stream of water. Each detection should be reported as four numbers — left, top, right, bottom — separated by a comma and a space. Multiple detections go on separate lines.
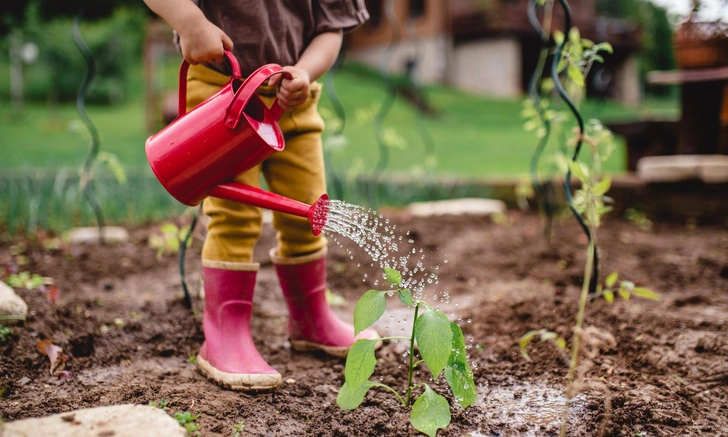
322, 199, 444, 302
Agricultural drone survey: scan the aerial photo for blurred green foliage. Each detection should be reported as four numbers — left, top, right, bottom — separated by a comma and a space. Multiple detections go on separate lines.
596, 0, 677, 96
1, 5, 147, 104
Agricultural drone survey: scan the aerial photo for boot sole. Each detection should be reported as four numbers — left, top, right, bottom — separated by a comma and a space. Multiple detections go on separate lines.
291, 334, 384, 359
196, 354, 282, 391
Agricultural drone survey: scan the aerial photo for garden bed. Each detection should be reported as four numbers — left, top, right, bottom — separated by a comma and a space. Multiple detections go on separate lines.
1, 211, 727, 436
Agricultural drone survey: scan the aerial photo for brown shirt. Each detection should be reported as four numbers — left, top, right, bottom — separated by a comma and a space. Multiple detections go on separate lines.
193, 0, 368, 76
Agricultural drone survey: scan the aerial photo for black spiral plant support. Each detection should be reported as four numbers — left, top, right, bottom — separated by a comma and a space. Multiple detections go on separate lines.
178, 208, 198, 309
551, 0, 599, 294
323, 45, 347, 200
370, 0, 401, 206
527, 0, 556, 243
73, 11, 106, 244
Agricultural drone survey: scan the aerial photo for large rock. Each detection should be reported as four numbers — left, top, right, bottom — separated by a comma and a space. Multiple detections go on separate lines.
0, 281, 27, 324
67, 227, 130, 245
1, 404, 186, 437
406, 198, 507, 217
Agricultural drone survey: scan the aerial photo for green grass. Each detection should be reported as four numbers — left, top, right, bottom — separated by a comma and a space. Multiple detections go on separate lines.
0, 61, 679, 233
1, 61, 679, 175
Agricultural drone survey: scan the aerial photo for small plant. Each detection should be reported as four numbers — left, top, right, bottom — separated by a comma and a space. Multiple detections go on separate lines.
174, 411, 201, 436
149, 399, 167, 409
148, 223, 192, 259
6, 271, 45, 290
519, 2, 658, 436
0, 325, 12, 342
592, 272, 660, 304
337, 268, 475, 437
231, 420, 244, 437
625, 208, 653, 231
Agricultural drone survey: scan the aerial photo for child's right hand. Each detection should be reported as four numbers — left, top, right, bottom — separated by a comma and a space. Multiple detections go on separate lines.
177, 15, 233, 65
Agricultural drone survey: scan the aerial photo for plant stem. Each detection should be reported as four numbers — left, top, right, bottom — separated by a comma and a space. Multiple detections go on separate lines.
560, 239, 595, 437
405, 303, 421, 407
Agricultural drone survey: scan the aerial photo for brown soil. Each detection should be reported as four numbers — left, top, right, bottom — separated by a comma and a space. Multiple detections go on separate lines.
1, 211, 727, 436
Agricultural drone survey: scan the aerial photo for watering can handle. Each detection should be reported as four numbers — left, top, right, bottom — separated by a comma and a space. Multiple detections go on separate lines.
224, 64, 294, 129
177, 51, 242, 117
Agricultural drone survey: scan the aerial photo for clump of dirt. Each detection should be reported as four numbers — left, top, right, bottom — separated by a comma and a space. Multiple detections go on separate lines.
1, 212, 726, 436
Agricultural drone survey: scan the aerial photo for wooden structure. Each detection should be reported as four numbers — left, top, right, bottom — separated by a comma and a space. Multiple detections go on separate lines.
348, 0, 642, 103
647, 67, 728, 155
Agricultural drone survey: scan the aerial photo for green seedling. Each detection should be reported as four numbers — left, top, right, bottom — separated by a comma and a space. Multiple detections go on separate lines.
232, 420, 244, 437
6, 271, 46, 290
337, 268, 475, 437
519, 5, 657, 436
174, 411, 201, 436
592, 272, 659, 304
149, 399, 167, 409
0, 325, 12, 342
625, 208, 653, 231
148, 223, 192, 259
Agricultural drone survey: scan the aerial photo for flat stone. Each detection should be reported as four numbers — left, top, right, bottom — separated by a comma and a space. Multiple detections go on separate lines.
637, 155, 728, 183
0, 281, 28, 324
1, 404, 186, 437
406, 198, 507, 217
698, 158, 728, 183
67, 227, 130, 245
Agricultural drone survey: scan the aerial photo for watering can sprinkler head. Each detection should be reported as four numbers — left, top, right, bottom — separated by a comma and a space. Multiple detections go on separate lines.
145, 53, 330, 236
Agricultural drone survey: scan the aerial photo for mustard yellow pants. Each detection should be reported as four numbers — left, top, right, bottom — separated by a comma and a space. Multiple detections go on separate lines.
186, 64, 328, 263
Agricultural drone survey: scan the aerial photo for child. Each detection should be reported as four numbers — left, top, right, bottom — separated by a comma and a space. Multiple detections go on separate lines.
142, 0, 379, 390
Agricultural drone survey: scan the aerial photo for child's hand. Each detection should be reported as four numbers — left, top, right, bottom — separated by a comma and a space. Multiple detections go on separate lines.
177, 15, 233, 65
268, 66, 311, 112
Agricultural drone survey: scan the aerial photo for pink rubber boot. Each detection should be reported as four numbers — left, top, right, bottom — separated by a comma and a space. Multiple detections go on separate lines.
270, 247, 381, 358
196, 261, 281, 390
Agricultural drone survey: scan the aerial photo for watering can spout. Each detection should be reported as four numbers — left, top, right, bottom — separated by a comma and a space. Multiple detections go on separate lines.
211, 184, 330, 236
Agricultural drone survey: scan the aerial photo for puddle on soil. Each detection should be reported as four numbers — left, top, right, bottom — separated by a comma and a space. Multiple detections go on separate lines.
470, 382, 586, 436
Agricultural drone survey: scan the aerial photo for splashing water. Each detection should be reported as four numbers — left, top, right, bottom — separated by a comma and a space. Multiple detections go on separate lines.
322, 200, 441, 301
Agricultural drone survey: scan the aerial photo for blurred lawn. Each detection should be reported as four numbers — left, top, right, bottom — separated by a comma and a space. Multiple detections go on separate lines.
0, 60, 680, 233
0, 61, 679, 177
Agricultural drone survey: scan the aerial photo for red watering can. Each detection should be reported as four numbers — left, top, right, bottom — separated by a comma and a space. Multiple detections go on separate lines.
145, 51, 329, 235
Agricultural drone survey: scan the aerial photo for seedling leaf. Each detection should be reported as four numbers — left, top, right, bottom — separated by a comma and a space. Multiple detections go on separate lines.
444, 323, 476, 408
410, 384, 451, 437
519, 330, 539, 361
345, 339, 378, 389
567, 64, 585, 87
605, 272, 618, 288
593, 176, 612, 196
414, 309, 453, 378
384, 268, 402, 285
603, 289, 614, 304
337, 381, 375, 410
540, 331, 558, 341
633, 287, 660, 301
618, 288, 630, 301
569, 161, 589, 181
353, 290, 386, 335
399, 289, 414, 307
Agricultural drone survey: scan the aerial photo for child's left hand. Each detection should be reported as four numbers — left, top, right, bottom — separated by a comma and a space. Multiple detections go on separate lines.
268, 66, 311, 112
